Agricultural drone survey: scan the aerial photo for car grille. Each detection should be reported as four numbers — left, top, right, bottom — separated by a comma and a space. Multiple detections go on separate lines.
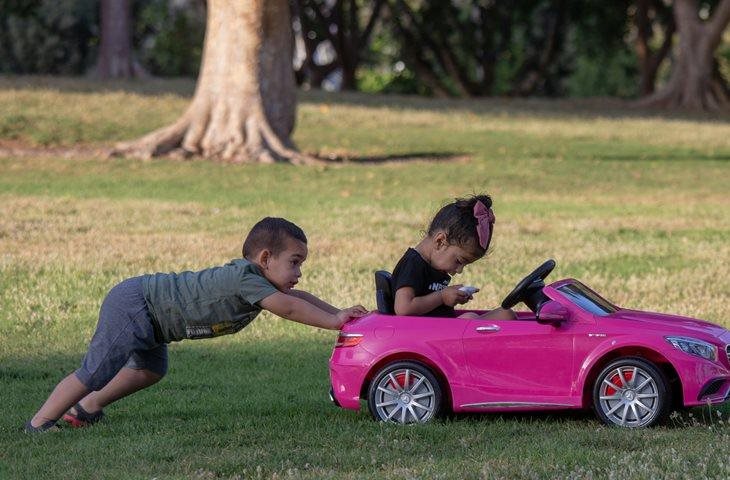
726, 344, 730, 365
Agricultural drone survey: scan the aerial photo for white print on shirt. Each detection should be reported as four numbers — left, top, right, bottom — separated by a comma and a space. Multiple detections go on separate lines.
428, 282, 449, 292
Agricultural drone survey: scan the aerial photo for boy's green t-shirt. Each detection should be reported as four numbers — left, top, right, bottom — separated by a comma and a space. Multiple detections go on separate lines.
141, 259, 278, 343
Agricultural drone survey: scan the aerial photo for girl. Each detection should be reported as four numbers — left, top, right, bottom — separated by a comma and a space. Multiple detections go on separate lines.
391, 194, 515, 319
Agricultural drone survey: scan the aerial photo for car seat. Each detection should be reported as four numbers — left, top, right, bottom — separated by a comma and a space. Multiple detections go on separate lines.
374, 270, 394, 314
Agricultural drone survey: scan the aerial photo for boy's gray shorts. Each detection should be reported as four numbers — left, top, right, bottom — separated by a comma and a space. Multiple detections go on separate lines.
74, 276, 168, 391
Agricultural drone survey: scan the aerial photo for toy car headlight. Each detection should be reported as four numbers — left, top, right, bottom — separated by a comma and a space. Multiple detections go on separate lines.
665, 336, 718, 361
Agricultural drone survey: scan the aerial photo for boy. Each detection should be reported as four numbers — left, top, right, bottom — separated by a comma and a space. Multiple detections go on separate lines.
26, 217, 367, 432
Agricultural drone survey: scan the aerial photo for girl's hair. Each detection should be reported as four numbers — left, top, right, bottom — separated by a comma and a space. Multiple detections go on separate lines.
427, 194, 493, 256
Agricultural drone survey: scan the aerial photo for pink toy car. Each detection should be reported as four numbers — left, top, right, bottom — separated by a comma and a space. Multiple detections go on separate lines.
329, 260, 730, 428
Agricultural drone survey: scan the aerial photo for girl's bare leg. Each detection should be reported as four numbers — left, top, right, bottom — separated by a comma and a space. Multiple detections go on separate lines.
481, 307, 517, 320
458, 307, 517, 320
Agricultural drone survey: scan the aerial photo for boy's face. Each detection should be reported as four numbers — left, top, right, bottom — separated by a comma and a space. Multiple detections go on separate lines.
259, 238, 308, 292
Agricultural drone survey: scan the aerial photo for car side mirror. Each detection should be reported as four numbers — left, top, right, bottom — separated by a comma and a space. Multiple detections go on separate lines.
537, 300, 569, 325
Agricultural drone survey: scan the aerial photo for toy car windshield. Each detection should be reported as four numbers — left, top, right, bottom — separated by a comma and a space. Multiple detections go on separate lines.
556, 280, 618, 316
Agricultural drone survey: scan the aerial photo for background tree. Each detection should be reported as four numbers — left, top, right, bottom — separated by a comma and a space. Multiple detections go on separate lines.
384, 0, 628, 98
508, 0, 570, 96
632, 0, 675, 95
562, 0, 636, 98
386, 0, 532, 97
292, 0, 385, 90
0, 0, 96, 74
114, 0, 315, 164
640, 0, 730, 109
93, 0, 148, 78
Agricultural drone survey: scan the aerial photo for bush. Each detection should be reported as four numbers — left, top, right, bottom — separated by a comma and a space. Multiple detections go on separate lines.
0, 0, 205, 77
0, 0, 97, 74
565, 49, 639, 98
135, 0, 205, 77
357, 66, 429, 96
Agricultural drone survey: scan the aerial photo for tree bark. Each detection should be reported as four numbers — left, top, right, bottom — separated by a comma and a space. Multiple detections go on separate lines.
634, 0, 675, 95
639, 0, 730, 110
94, 0, 148, 79
114, 0, 317, 164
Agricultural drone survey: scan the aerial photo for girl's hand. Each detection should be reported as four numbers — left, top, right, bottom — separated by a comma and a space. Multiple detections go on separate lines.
441, 285, 472, 307
335, 305, 369, 327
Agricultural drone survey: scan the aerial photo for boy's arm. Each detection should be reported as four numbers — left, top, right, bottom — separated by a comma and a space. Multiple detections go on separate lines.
259, 292, 366, 330
394, 286, 470, 316
286, 289, 339, 314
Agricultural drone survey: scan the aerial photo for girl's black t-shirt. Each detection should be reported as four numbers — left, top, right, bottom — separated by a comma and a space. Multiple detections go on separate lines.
391, 248, 455, 317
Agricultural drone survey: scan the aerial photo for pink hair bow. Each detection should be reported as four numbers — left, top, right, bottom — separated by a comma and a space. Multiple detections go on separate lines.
473, 200, 495, 249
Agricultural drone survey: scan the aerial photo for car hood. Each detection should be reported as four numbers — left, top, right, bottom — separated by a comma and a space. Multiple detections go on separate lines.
608, 309, 728, 339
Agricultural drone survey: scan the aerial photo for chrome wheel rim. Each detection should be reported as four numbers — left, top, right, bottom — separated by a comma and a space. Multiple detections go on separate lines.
374, 368, 436, 424
598, 366, 660, 427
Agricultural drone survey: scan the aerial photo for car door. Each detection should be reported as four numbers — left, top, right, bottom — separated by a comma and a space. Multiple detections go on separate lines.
461, 317, 577, 405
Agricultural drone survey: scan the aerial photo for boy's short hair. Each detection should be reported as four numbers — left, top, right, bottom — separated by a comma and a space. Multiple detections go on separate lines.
242, 217, 307, 259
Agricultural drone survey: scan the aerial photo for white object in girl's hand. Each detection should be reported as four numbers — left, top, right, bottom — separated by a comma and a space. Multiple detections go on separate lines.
458, 286, 479, 295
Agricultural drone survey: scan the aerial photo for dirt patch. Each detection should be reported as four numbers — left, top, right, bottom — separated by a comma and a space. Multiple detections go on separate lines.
0, 140, 110, 159
0, 140, 470, 164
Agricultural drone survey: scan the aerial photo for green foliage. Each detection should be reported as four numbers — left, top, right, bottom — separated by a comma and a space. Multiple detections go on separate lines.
369, 0, 640, 98
135, 0, 205, 77
562, 0, 638, 98
0, 0, 205, 77
718, 35, 730, 84
565, 48, 639, 98
357, 67, 428, 96
0, 0, 97, 74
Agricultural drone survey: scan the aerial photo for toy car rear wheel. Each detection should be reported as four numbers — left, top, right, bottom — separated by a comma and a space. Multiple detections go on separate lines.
593, 357, 671, 428
367, 361, 442, 424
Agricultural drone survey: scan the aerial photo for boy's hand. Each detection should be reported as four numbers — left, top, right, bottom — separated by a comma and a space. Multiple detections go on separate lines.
441, 285, 472, 307
335, 305, 369, 328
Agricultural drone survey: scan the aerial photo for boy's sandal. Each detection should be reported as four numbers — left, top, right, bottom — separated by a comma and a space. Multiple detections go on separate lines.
62, 403, 104, 428
24, 420, 60, 433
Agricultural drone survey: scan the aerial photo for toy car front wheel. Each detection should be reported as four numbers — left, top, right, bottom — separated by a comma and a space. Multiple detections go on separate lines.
593, 357, 671, 428
367, 361, 442, 424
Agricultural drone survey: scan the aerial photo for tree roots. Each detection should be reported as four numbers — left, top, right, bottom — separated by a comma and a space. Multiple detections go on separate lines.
111, 104, 321, 165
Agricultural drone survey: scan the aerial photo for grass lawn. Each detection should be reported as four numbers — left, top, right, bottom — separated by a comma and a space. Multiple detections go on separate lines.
1, 76, 729, 479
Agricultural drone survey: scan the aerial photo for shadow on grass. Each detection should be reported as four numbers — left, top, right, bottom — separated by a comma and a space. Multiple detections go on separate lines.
587, 153, 730, 162
447, 408, 596, 426
447, 403, 730, 429
302, 89, 730, 123
0, 75, 196, 98
4, 75, 729, 123
316, 151, 470, 164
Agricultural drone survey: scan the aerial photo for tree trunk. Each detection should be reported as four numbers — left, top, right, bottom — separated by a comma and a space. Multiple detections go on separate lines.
639, 0, 730, 110
634, 0, 674, 96
94, 0, 148, 78
113, 0, 317, 164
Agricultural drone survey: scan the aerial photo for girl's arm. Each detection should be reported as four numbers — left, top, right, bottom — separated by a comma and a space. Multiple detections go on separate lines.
286, 289, 339, 314
259, 292, 366, 330
394, 286, 470, 316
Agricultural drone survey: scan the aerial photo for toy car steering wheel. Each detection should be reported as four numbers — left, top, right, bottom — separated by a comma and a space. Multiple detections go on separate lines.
501, 259, 556, 310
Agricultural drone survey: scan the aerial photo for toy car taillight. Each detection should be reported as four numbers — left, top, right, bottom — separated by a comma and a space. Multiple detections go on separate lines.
335, 332, 363, 347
